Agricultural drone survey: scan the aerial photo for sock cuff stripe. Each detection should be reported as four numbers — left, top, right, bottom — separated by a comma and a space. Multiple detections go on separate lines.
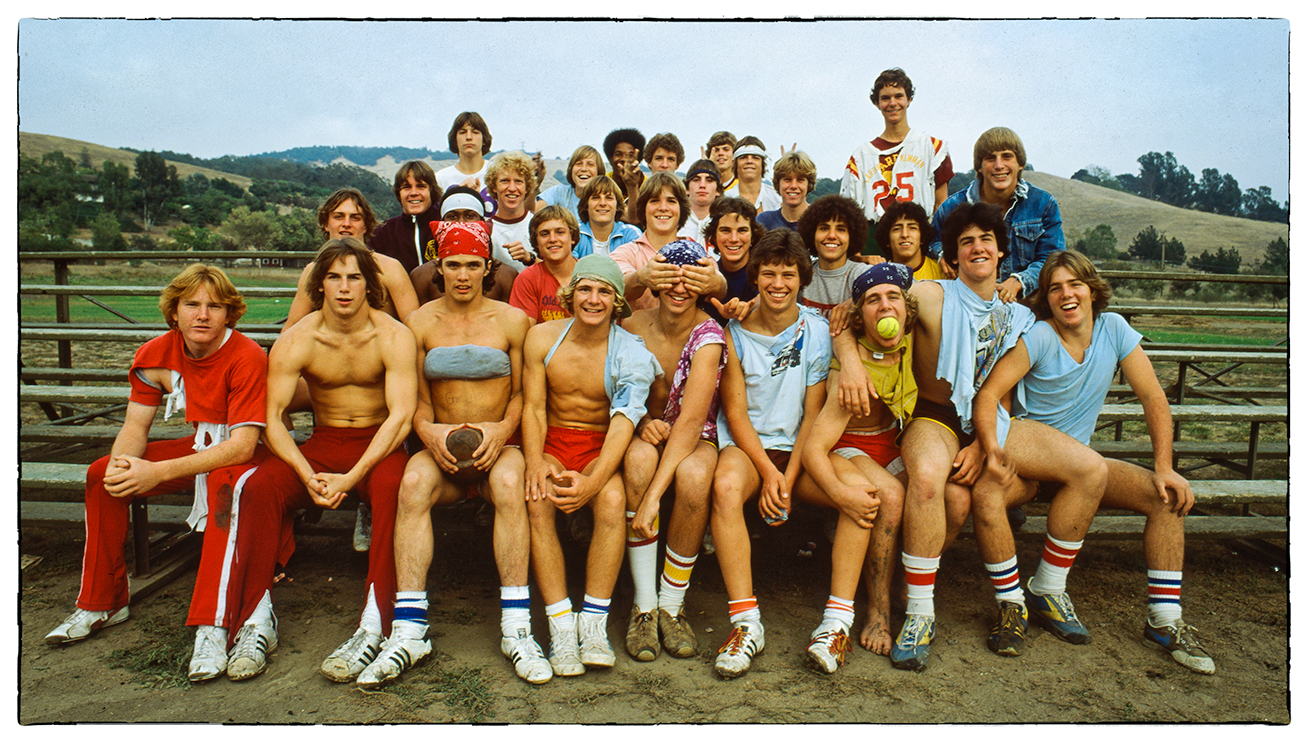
501, 597, 531, 610
664, 550, 698, 568
627, 534, 659, 547
394, 607, 428, 623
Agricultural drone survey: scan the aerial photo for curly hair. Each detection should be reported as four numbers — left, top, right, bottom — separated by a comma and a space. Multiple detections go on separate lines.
1032, 250, 1112, 321
603, 128, 646, 164
308, 238, 385, 311
871, 68, 915, 102
874, 200, 936, 258
797, 195, 867, 260
159, 264, 246, 328
556, 276, 629, 323
484, 151, 538, 202
644, 132, 685, 167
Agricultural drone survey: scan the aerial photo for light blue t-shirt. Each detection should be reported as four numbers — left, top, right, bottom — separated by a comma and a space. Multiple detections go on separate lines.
1015, 312, 1143, 445
718, 308, 831, 451
538, 183, 581, 221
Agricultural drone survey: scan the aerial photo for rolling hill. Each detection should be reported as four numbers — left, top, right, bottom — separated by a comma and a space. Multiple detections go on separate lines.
19, 132, 254, 190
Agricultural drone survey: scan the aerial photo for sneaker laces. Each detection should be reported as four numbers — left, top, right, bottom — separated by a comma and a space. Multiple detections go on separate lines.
233, 624, 266, 656
1045, 592, 1081, 622
718, 625, 751, 655
899, 614, 932, 644
997, 603, 1025, 632
813, 629, 852, 665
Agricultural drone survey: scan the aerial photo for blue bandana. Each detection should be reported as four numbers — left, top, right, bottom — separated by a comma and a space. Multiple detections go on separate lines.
852, 261, 914, 302
658, 239, 708, 266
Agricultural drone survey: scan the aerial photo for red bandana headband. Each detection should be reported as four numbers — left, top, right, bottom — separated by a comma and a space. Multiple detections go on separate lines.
431, 220, 491, 261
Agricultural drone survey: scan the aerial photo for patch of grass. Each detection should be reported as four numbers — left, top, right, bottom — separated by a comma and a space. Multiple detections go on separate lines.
391, 665, 495, 723
1136, 328, 1281, 346
106, 615, 194, 689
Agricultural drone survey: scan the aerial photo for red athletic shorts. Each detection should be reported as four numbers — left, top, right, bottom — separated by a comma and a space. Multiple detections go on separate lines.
543, 425, 607, 473
831, 426, 902, 469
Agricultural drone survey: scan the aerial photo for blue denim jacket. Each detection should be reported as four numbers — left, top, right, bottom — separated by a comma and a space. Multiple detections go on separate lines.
574, 221, 642, 259
928, 179, 1065, 298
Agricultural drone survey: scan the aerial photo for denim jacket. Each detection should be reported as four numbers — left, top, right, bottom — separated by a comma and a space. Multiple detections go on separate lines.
929, 179, 1065, 298
574, 221, 642, 259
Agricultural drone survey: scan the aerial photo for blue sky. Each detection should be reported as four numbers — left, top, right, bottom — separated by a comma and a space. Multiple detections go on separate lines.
14, 12, 1293, 202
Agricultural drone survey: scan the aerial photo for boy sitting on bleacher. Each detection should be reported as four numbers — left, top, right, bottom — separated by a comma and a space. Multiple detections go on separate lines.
970, 250, 1213, 675
45, 265, 272, 679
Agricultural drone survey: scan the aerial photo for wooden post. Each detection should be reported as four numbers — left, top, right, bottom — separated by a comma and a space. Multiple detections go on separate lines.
54, 258, 72, 371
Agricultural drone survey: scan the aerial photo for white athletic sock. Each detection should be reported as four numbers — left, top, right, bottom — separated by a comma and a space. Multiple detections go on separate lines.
358, 584, 383, 635
246, 590, 274, 627
1029, 535, 1083, 596
657, 547, 698, 616
902, 552, 940, 618
626, 510, 660, 614
501, 585, 532, 637
392, 591, 429, 641
819, 595, 856, 634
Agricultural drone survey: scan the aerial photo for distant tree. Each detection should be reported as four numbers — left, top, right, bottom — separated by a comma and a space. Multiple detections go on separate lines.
220, 206, 278, 251
1127, 226, 1185, 267
128, 233, 159, 251
947, 169, 974, 195
1074, 224, 1117, 260
90, 211, 128, 251
1240, 186, 1288, 223
812, 177, 841, 200
132, 151, 182, 229
78, 148, 93, 169
169, 224, 216, 251
1114, 172, 1141, 196
184, 173, 211, 196
18, 210, 76, 251
212, 178, 245, 198
269, 210, 322, 252
99, 161, 132, 215
1193, 168, 1242, 216
1187, 246, 1242, 275
1136, 151, 1196, 208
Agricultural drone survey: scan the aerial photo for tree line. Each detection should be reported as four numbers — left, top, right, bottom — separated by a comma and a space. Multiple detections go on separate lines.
1072, 152, 1287, 224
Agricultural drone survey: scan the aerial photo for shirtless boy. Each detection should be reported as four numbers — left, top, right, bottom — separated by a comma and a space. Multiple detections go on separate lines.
356, 221, 553, 687
219, 239, 418, 683
801, 263, 917, 667
620, 240, 727, 662
710, 229, 831, 679
522, 254, 661, 674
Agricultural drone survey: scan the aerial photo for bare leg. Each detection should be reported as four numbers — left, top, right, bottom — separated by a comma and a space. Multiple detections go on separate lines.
663, 442, 717, 559
486, 448, 530, 587
394, 452, 465, 592
710, 446, 764, 602
841, 456, 905, 655
1103, 458, 1184, 572
584, 472, 628, 601
528, 454, 570, 606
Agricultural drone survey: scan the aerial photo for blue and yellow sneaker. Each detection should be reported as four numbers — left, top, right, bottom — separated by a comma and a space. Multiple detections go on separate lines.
1144, 620, 1216, 675
890, 613, 935, 671
1026, 583, 1091, 645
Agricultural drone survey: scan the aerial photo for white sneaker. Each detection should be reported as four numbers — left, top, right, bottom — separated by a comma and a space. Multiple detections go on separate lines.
44, 606, 129, 645
806, 626, 853, 674
501, 628, 553, 684
188, 625, 229, 681
715, 621, 765, 679
547, 613, 585, 676
227, 615, 278, 681
320, 627, 383, 683
577, 612, 615, 668
357, 634, 432, 689
353, 503, 372, 553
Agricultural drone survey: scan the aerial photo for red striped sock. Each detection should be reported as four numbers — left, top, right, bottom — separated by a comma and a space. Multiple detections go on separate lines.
1029, 535, 1083, 595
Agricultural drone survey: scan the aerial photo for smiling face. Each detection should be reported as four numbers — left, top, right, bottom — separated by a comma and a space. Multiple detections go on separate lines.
876, 84, 911, 126
814, 217, 851, 267
325, 198, 367, 240
534, 218, 574, 263
493, 170, 527, 214
736, 154, 763, 181
857, 283, 909, 349
709, 143, 735, 175
570, 278, 617, 326
587, 189, 618, 227
980, 149, 1021, 203
954, 225, 1002, 284
713, 213, 753, 271
172, 283, 230, 358
571, 157, 599, 190
398, 175, 433, 216
611, 142, 640, 172
755, 260, 801, 314
888, 216, 922, 264
648, 147, 679, 173
645, 186, 681, 237
437, 255, 489, 302
1044, 266, 1096, 332
320, 255, 368, 319
778, 174, 809, 209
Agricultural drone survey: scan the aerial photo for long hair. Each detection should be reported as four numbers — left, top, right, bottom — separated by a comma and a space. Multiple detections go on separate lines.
634, 172, 690, 231
1032, 250, 1112, 321
308, 238, 385, 311
159, 264, 246, 328
849, 284, 919, 338
317, 188, 378, 242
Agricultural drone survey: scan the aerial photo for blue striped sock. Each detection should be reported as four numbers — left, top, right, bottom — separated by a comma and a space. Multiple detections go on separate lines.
581, 594, 611, 616
501, 585, 532, 637
392, 591, 428, 641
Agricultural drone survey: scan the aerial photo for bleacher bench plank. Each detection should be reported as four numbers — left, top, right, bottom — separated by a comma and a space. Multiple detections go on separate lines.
20, 462, 90, 491
1098, 404, 1287, 423
21, 423, 193, 444
993, 514, 1288, 540
1109, 304, 1287, 320
23, 321, 285, 334
1091, 440, 1289, 461
1142, 350, 1288, 365
19, 385, 131, 405
1107, 384, 1287, 400
21, 284, 298, 298
21, 368, 126, 383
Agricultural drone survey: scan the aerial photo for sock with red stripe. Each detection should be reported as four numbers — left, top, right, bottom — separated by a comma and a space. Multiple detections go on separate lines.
902, 552, 940, 617
727, 597, 761, 628
1146, 569, 1183, 627
985, 555, 1025, 604
626, 510, 660, 614
817, 595, 856, 634
1028, 535, 1083, 596
657, 547, 697, 617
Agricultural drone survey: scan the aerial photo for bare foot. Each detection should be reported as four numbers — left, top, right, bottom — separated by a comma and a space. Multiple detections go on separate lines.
860, 610, 892, 655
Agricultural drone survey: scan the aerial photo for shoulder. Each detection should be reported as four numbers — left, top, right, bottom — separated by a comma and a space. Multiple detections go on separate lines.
526, 318, 567, 351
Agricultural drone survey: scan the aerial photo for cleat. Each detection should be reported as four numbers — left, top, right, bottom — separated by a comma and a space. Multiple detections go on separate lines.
891, 613, 935, 672
187, 625, 229, 681
1144, 621, 1216, 675
714, 622, 765, 679
806, 626, 853, 674
353, 503, 372, 552
577, 612, 615, 668
625, 609, 660, 662
1027, 584, 1091, 645
501, 628, 553, 684
987, 601, 1028, 657
227, 615, 278, 681
547, 613, 585, 676
658, 608, 698, 658
357, 635, 431, 689
45, 606, 129, 645
320, 628, 383, 683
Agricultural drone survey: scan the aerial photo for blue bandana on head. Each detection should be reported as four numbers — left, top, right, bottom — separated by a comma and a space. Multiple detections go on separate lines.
852, 261, 914, 302
658, 238, 708, 266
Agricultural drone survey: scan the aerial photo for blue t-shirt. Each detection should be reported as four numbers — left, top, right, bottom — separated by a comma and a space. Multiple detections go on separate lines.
538, 183, 581, 221
1016, 312, 1143, 444
757, 209, 798, 232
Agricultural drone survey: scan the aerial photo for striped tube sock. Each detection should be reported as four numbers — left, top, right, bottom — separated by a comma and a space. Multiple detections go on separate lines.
985, 555, 1026, 604
545, 598, 574, 622
902, 552, 940, 617
727, 597, 761, 627
500, 585, 532, 638
392, 591, 429, 641
819, 595, 856, 634
626, 510, 661, 614
359, 584, 383, 635
1146, 569, 1184, 627
581, 594, 611, 617
1029, 535, 1084, 596
657, 547, 698, 617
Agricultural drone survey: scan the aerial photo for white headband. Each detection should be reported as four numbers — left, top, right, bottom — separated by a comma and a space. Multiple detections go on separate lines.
441, 192, 485, 218
733, 144, 768, 162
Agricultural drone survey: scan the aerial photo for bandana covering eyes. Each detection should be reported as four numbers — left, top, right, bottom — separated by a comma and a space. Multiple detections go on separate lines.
431, 220, 491, 261
852, 261, 914, 302
658, 238, 708, 266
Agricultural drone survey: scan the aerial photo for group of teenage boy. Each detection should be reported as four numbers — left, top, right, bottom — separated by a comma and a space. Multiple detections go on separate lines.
44, 67, 1215, 691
